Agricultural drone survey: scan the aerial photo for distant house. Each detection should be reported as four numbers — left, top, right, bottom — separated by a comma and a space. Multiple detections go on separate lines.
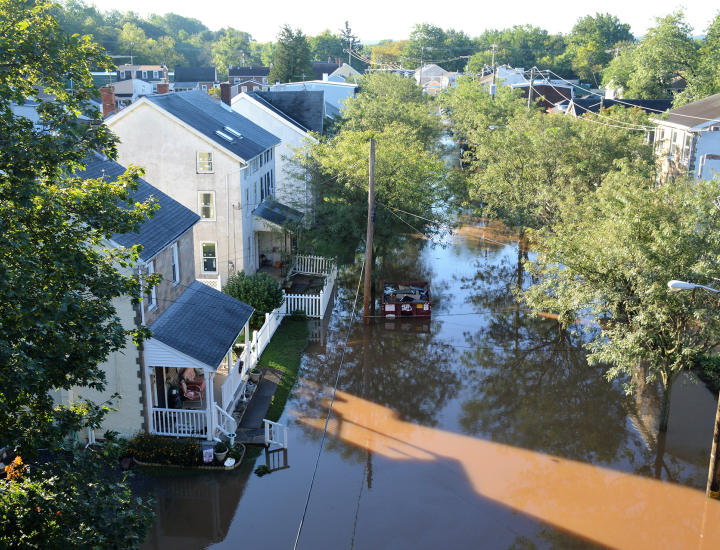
652, 92, 720, 182
270, 79, 358, 111
229, 66, 270, 85
56, 155, 257, 443
106, 90, 285, 285
330, 63, 362, 83
229, 90, 323, 217
173, 66, 219, 93
116, 63, 169, 92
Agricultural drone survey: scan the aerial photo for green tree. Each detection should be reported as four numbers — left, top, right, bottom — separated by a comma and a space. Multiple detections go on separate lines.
340, 72, 442, 150
288, 124, 454, 261
564, 13, 634, 83
521, 166, 720, 432
223, 271, 283, 326
603, 10, 697, 98
310, 29, 344, 62
675, 11, 720, 105
370, 39, 408, 66
0, 0, 156, 545
338, 21, 362, 71
268, 24, 313, 83
212, 28, 254, 79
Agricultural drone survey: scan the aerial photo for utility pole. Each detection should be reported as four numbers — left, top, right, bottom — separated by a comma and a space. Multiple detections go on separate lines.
527, 67, 535, 110
363, 138, 375, 324
130, 42, 134, 65
349, 40, 352, 66
491, 43, 497, 101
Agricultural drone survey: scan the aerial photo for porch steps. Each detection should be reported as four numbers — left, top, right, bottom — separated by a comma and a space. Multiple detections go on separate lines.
236, 367, 283, 445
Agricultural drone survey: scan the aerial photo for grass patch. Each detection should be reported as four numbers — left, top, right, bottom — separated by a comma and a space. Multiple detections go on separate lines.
693, 355, 720, 396
258, 317, 310, 422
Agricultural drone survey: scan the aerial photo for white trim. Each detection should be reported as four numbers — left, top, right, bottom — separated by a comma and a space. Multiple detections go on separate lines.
144, 337, 213, 371
198, 191, 216, 221
147, 261, 157, 310
105, 98, 250, 164
201, 241, 218, 274
171, 242, 180, 286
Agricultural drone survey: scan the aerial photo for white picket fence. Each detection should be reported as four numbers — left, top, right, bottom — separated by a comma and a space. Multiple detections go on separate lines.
281, 265, 337, 319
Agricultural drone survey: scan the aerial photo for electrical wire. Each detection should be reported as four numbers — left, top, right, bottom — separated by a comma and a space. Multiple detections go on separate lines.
293, 256, 366, 550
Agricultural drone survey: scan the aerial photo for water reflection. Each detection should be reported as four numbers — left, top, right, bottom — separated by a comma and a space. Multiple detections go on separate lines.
296, 389, 720, 550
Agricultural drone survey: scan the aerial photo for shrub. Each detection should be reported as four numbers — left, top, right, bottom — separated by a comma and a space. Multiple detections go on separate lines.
127, 433, 202, 467
291, 308, 307, 321
224, 271, 284, 326
213, 441, 228, 454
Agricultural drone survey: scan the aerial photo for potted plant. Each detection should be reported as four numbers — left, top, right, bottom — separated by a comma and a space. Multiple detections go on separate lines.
249, 367, 261, 383
213, 441, 228, 463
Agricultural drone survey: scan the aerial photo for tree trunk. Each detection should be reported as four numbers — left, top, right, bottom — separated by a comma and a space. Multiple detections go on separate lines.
654, 430, 667, 479
516, 230, 525, 290
658, 375, 674, 432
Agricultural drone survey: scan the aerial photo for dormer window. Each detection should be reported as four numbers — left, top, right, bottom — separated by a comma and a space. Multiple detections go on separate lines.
153, 70, 159, 79
120, 71, 125, 79
197, 152, 213, 173
142, 70, 148, 79
235, 78, 239, 84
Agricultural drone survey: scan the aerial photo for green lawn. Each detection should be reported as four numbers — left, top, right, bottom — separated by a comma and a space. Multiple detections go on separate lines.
257, 318, 310, 422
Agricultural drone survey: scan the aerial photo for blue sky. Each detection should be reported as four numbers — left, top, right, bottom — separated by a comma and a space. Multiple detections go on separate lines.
87, 0, 713, 43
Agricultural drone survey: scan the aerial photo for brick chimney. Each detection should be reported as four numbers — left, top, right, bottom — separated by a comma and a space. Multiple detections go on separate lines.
100, 85, 116, 117
220, 82, 231, 106
157, 79, 169, 94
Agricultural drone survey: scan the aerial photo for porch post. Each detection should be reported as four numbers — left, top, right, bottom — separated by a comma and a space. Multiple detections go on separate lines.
206, 368, 215, 441
145, 365, 155, 434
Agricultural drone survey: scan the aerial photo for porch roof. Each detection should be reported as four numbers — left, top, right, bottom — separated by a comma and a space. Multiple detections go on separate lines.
252, 200, 303, 230
148, 281, 253, 369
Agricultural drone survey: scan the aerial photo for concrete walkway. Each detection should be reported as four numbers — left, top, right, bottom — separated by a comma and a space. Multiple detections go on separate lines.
237, 367, 283, 445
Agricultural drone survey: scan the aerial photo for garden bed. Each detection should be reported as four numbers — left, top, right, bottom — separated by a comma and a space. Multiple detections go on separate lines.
133, 443, 245, 471
127, 432, 246, 470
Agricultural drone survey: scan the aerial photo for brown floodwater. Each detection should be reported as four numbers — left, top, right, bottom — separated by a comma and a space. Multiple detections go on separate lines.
139, 218, 720, 550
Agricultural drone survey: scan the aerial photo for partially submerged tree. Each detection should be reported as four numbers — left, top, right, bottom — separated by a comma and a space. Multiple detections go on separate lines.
521, 165, 720, 432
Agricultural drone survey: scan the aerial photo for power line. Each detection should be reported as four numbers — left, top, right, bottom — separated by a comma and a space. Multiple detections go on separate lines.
293, 256, 366, 550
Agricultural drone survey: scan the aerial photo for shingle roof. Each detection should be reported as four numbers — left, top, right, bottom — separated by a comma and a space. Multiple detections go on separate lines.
174, 66, 218, 83
569, 98, 673, 117
172, 82, 200, 89
312, 62, 341, 80
325, 101, 341, 118
78, 156, 200, 262
149, 280, 253, 369
229, 66, 271, 78
665, 92, 720, 128
146, 90, 280, 161
247, 90, 324, 133
253, 200, 304, 227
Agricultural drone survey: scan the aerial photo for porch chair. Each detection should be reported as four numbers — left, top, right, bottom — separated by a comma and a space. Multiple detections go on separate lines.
180, 368, 206, 404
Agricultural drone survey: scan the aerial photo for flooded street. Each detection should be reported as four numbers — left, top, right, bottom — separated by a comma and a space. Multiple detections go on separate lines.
140, 218, 720, 550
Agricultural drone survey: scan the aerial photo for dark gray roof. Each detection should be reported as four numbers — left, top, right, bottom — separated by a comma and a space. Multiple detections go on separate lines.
229, 66, 271, 78
78, 156, 200, 262
253, 200, 304, 227
172, 82, 200, 89
568, 98, 673, 117
247, 90, 324, 133
174, 66, 218, 83
146, 90, 280, 161
325, 101, 341, 118
312, 62, 340, 80
666, 92, 720, 128
149, 281, 253, 369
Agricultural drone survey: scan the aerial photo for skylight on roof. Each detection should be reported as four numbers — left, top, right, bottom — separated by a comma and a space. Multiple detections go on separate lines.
215, 130, 234, 143
223, 126, 243, 138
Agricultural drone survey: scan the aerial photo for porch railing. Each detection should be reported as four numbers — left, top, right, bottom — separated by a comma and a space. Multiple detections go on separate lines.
151, 408, 207, 438
214, 404, 236, 437
264, 419, 288, 449
220, 356, 249, 411
292, 255, 335, 276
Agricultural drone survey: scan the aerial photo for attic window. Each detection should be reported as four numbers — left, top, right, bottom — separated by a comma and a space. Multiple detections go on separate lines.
214, 130, 234, 143
223, 126, 243, 139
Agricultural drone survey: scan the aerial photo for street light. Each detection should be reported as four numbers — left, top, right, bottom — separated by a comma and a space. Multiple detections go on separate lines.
667, 279, 720, 499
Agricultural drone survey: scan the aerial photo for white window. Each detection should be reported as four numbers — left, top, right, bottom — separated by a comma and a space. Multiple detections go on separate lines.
262, 77, 267, 84
262, 86, 269, 91
248, 236, 253, 266
252, 158, 259, 173
202, 242, 217, 273
241, 86, 247, 92
153, 70, 159, 78
197, 152, 213, 173
171, 242, 180, 285
270, 169, 274, 195
199, 192, 215, 220
235, 78, 239, 84
142, 70, 148, 79
141, 85, 146, 93
146, 261, 157, 309
120, 71, 125, 79
152, 83, 158, 92
682, 134, 693, 164
260, 154, 264, 168
202, 84, 208, 91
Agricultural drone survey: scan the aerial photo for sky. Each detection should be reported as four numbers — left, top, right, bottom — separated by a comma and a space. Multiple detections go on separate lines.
86, 0, 712, 42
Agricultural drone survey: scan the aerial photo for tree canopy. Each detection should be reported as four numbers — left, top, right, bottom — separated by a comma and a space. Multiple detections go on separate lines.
565, 13, 634, 82
268, 24, 314, 83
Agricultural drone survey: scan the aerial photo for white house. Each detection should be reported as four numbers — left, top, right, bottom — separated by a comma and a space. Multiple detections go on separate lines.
270, 79, 358, 111
106, 90, 285, 285
652, 92, 720, 182
228, 90, 322, 208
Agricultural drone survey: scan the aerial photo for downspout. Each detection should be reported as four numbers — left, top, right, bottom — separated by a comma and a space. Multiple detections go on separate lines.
226, 165, 243, 278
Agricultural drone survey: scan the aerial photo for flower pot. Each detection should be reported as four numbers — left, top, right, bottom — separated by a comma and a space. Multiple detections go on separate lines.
249, 370, 261, 383
214, 451, 228, 463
